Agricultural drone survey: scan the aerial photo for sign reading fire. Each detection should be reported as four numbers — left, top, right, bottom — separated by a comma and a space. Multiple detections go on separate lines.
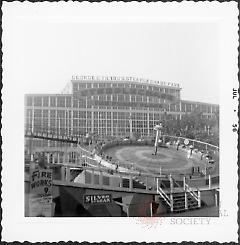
30, 169, 53, 196
29, 168, 53, 217
84, 194, 112, 204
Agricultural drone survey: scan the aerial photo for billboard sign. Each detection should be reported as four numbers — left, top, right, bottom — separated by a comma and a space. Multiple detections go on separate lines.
83, 194, 112, 204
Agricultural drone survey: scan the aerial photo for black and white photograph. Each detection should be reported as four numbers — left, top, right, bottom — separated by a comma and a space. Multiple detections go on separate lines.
2, 2, 238, 243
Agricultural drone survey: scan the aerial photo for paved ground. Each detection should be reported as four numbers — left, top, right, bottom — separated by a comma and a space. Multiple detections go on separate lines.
104, 145, 206, 175
157, 206, 219, 217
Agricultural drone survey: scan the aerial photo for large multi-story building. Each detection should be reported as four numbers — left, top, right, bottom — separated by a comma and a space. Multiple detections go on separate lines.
25, 75, 219, 147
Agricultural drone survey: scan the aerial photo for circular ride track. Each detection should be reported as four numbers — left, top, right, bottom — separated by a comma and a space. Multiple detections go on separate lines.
104, 145, 208, 175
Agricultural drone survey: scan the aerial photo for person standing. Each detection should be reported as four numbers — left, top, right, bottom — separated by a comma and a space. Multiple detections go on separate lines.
176, 140, 180, 151
190, 145, 194, 157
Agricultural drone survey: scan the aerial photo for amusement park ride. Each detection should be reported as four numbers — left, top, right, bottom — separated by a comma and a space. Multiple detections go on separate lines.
153, 122, 164, 156
25, 126, 219, 217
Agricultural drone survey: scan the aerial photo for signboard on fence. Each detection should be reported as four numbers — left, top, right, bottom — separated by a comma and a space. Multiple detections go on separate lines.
29, 168, 53, 217
30, 169, 53, 196
83, 194, 112, 204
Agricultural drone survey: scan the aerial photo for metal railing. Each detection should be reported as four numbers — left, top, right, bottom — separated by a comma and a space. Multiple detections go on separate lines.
163, 135, 219, 151
25, 131, 219, 193
184, 183, 201, 208
156, 178, 173, 211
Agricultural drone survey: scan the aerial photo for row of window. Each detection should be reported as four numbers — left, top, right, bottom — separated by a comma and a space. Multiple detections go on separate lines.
73, 82, 180, 95
26, 95, 217, 113
26, 111, 180, 122
26, 118, 179, 132
26, 96, 72, 107
181, 103, 215, 114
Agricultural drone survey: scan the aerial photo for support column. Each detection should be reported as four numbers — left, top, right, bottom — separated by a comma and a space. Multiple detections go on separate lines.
169, 174, 173, 193
147, 111, 150, 137
99, 171, 103, 187
57, 153, 60, 164
91, 169, 94, 185
170, 194, 174, 212
129, 113, 133, 140
46, 152, 50, 164
129, 175, 133, 190
63, 151, 67, 164
61, 166, 65, 181
179, 101, 182, 120
54, 152, 57, 163
145, 177, 148, 190
183, 176, 186, 191
197, 190, 201, 207
126, 205, 129, 217
119, 175, 123, 188
150, 202, 153, 217
184, 192, 188, 210
208, 175, 212, 189
66, 167, 70, 182
48, 104, 50, 148
71, 99, 74, 135
111, 111, 113, 137
215, 192, 218, 207
91, 111, 94, 134
67, 153, 70, 164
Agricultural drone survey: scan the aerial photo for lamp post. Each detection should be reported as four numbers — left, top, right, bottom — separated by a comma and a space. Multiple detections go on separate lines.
153, 122, 163, 155
86, 133, 91, 147
207, 125, 210, 136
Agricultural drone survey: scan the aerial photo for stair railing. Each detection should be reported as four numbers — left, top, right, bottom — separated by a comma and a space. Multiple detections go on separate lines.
172, 176, 183, 189
156, 178, 173, 210
184, 183, 201, 208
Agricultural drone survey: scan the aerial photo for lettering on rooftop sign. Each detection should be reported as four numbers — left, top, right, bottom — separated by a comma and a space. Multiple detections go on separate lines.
83, 194, 112, 204
71, 75, 180, 88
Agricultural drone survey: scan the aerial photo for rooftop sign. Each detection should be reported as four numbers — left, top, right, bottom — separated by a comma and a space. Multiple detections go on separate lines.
71, 75, 180, 88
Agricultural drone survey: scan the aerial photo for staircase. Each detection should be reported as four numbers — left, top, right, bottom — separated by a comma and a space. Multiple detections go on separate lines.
156, 177, 202, 214
158, 192, 199, 213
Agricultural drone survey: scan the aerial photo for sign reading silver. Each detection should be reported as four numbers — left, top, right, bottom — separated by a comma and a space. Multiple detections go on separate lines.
84, 194, 112, 204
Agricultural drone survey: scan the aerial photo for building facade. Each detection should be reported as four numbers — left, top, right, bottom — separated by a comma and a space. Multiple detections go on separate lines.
25, 76, 219, 147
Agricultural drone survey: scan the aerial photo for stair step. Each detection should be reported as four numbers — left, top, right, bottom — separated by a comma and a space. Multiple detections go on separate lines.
188, 206, 200, 211
173, 208, 187, 212
173, 197, 185, 201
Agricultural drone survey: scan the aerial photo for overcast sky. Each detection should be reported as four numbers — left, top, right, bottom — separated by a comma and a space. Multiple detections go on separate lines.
4, 4, 219, 104
2, 3, 240, 242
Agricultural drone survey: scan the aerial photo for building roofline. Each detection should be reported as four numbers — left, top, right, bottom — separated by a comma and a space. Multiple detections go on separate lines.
180, 99, 219, 106
25, 94, 72, 97
71, 75, 181, 89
